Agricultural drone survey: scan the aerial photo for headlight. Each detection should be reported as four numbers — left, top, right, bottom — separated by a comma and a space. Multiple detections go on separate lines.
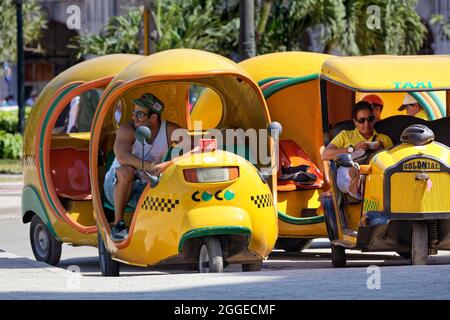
183, 167, 239, 183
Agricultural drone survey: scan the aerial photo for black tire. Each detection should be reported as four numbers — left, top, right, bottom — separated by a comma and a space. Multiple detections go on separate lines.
98, 232, 120, 276
30, 215, 62, 266
397, 251, 411, 259
242, 260, 263, 272
276, 238, 312, 253
198, 236, 223, 273
331, 244, 346, 267
411, 222, 428, 265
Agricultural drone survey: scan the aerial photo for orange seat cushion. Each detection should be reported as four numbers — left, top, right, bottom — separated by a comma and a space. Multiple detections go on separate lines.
277, 140, 324, 191
50, 148, 92, 200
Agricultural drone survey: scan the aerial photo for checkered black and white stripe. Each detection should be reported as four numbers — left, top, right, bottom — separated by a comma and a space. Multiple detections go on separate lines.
250, 194, 273, 208
142, 196, 180, 213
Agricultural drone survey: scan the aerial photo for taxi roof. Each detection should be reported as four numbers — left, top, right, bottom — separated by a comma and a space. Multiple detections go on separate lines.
239, 51, 332, 81
321, 55, 450, 92
111, 49, 254, 83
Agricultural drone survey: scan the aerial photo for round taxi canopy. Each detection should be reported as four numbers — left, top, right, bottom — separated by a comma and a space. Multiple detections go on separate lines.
100, 49, 270, 131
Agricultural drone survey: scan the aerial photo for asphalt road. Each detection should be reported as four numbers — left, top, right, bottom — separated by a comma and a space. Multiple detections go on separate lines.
2, 181, 450, 299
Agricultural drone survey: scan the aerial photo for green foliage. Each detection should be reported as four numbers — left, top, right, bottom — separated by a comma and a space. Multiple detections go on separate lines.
333, 0, 426, 55
257, 0, 345, 53
256, 0, 426, 55
70, 7, 143, 59
0, 107, 32, 133
430, 14, 450, 40
155, 0, 234, 53
0, 0, 47, 68
0, 130, 22, 159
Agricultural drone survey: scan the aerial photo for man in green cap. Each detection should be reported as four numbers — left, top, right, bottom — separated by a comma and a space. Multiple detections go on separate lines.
104, 93, 182, 241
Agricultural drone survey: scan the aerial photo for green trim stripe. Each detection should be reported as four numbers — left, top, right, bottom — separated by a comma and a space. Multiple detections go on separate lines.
39, 84, 81, 218
409, 92, 436, 120
178, 226, 251, 252
428, 91, 446, 117
263, 73, 319, 99
22, 184, 59, 239
278, 211, 325, 225
258, 76, 290, 87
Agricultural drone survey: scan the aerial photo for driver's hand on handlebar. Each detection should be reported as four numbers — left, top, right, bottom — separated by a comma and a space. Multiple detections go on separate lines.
354, 141, 369, 151
149, 163, 163, 176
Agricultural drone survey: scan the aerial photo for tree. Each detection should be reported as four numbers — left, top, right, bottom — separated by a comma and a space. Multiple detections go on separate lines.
256, 0, 426, 55
0, 0, 47, 71
70, 7, 143, 60
332, 0, 426, 55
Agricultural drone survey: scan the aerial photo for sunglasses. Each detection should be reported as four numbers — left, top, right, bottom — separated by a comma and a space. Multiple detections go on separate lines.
355, 115, 375, 124
132, 110, 152, 120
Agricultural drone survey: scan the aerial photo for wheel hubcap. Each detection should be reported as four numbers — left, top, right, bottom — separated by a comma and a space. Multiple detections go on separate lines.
34, 226, 49, 258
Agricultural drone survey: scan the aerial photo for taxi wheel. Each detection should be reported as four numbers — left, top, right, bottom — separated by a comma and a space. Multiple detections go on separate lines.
242, 260, 263, 272
411, 222, 428, 265
98, 232, 120, 276
331, 244, 346, 267
30, 215, 62, 266
198, 236, 223, 273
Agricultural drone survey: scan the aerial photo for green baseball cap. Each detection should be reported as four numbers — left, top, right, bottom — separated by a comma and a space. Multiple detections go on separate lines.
132, 93, 164, 115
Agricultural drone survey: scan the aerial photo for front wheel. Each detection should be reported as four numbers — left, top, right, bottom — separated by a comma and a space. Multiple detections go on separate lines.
198, 236, 223, 273
30, 215, 62, 266
411, 222, 428, 265
98, 232, 120, 276
331, 244, 346, 267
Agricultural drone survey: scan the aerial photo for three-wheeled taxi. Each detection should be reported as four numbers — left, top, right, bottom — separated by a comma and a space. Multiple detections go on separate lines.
22, 54, 143, 265
23, 49, 280, 276
320, 55, 450, 266
192, 52, 332, 252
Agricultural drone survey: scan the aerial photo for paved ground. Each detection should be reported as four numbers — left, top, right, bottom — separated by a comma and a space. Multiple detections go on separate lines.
2, 179, 450, 300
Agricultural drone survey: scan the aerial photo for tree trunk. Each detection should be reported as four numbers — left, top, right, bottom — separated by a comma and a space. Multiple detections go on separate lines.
255, 0, 272, 46
239, 0, 255, 61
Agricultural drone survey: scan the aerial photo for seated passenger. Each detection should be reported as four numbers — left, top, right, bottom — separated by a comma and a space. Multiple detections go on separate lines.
321, 101, 393, 199
398, 94, 430, 120
104, 93, 182, 241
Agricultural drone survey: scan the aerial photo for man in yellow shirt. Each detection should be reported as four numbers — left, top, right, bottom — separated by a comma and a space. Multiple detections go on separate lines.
322, 101, 393, 199
397, 94, 430, 120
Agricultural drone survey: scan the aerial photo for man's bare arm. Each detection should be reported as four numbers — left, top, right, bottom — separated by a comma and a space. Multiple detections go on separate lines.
321, 144, 349, 161
114, 123, 155, 171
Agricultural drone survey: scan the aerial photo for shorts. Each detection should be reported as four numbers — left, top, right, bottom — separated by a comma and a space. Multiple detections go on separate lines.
336, 166, 362, 200
103, 166, 147, 209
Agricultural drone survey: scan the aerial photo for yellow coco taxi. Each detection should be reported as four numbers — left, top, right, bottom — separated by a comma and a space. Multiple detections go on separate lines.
319, 55, 450, 266
23, 49, 279, 276
192, 52, 332, 252
22, 54, 143, 265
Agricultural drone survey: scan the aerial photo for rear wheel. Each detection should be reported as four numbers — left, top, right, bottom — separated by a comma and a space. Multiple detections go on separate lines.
411, 222, 428, 265
98, 232, 120, 276
30, 215, 62, 266
242, 260, 263, 272
331, 244, 346, 267
198, 236, 223, 273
